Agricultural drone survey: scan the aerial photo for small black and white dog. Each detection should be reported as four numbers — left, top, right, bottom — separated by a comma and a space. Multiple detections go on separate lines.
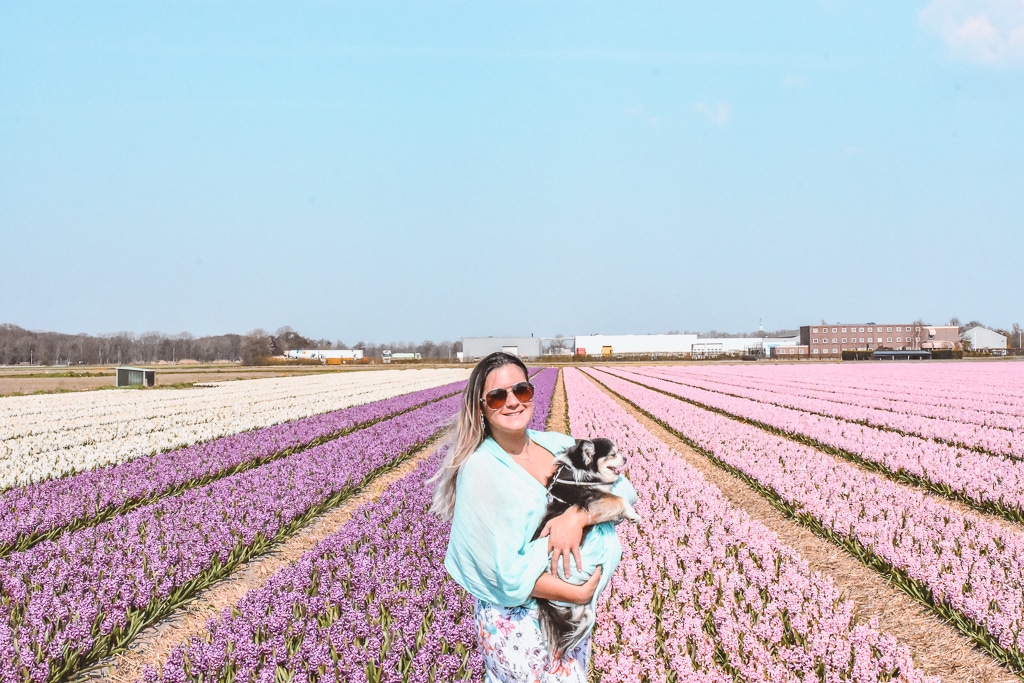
531, 437, 640, 657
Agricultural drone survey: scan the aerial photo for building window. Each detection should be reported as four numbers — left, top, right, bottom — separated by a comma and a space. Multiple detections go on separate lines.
868, 338, 873, 343
812, 339, 817, 344
812, 328, 818, 333
833, 348, 838, 354
868, 327, 873, 332
832, 328, 837, 333
897, 327, 902, 332
812, 349, 819, 354
897, 337, 901, 343
859, 327, 864, 332
860, 338, 865, 343
842, 327, 847, 333
887, 337, 892, 343
832, 338, 837, 344
887, 327, 892, 332
842, 338, 847, 343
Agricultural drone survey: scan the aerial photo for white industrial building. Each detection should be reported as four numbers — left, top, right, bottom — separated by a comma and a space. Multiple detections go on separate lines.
573, 334, 801, 359
961, 326, 1008, 351
462, 336, 545, 361
461, 332, 803, 362
573, 334, 698, 357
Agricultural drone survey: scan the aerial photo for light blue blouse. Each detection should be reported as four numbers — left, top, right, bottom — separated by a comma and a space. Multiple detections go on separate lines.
444, 429, 638, 608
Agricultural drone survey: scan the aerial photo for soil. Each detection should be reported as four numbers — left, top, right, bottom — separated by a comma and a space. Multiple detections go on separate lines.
0, 363, 450, 396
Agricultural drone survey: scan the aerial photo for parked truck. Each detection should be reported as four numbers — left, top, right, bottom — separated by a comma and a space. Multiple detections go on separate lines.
381, 350, 421, 364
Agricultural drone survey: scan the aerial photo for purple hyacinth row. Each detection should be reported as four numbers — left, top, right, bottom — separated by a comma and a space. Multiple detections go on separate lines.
563, 368, 934, 682
526, 367, 558, 431
142, 449, 481, 683
585, 368, 1024, 671
143, 369, 558, 682
600, 367, 1024, 523
0, 395, 461, 683
0, 382, 467, 556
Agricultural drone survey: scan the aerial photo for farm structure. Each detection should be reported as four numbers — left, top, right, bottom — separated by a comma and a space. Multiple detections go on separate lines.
285, 349, 364, 363
115, 366, 155, 387
962, 326, 1009, 351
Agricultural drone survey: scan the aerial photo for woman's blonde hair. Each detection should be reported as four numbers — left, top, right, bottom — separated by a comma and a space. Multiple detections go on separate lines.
429, 352, 529, 521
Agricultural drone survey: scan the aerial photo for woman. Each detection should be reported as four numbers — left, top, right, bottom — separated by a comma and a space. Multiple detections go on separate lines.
431, 352, 636, 681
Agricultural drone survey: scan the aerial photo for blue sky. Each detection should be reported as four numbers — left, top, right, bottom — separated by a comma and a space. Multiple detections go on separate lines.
2, 1, 1021, 343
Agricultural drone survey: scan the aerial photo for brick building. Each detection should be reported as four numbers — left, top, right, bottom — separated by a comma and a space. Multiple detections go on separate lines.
792, 323, 960, 359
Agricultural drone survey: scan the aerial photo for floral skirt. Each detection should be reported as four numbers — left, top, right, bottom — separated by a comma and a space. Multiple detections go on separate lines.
473, 598, 590, 683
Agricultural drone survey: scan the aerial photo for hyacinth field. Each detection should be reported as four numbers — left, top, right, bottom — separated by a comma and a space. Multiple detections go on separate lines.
2, 361, 1023, 682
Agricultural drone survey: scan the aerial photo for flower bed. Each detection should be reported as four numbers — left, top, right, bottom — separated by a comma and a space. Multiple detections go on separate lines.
599, 367, 1024, 524
585, 368, 1024, 672
0, 369, 469, 490
0, 381, 466, 556
564, 368, 934, 682
0, 396, 461, 683
633, 365, 1024, 458
142, 367, 560, 682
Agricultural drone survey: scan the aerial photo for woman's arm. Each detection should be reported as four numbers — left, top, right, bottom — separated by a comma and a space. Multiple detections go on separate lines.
530, 565, 602, 604
539, 502, 631, 576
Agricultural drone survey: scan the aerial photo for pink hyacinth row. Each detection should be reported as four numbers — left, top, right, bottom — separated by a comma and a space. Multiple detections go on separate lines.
563, 368, 935, 683
599, 367, 1024, 521
585, 368, 1024, 667
641, 364, 1024, 456
696, 362, 1024, 417
678, 364, 1024, 428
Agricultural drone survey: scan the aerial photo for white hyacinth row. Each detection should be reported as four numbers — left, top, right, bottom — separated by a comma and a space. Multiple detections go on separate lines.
0, 368, 469, 490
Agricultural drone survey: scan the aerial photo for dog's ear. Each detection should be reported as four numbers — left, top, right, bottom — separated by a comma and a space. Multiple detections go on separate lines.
593, 438, 616, 458
576, 439, 595, 466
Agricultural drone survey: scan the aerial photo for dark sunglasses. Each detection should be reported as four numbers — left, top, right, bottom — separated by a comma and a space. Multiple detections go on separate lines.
481, 381, 535, 410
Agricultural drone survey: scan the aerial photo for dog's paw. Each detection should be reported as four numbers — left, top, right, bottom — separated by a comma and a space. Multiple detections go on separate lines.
623, 503, 641, 524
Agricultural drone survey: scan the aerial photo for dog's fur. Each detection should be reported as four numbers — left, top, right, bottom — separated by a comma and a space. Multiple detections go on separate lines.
531, 437, 640, 657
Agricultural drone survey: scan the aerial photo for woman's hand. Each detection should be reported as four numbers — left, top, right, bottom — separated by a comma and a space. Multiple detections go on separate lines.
573, 565, 602, 604
539, 506, 590, 577
531, 566, 603, 604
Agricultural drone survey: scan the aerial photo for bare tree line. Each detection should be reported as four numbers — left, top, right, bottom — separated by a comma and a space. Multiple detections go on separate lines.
0, 324, 246, 366
0, 324, 463, 367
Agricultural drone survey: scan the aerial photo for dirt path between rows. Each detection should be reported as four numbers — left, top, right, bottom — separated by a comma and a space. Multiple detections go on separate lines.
549, 368, 568, 434
582, 370, 1015, 683
90, 446, 440, 683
